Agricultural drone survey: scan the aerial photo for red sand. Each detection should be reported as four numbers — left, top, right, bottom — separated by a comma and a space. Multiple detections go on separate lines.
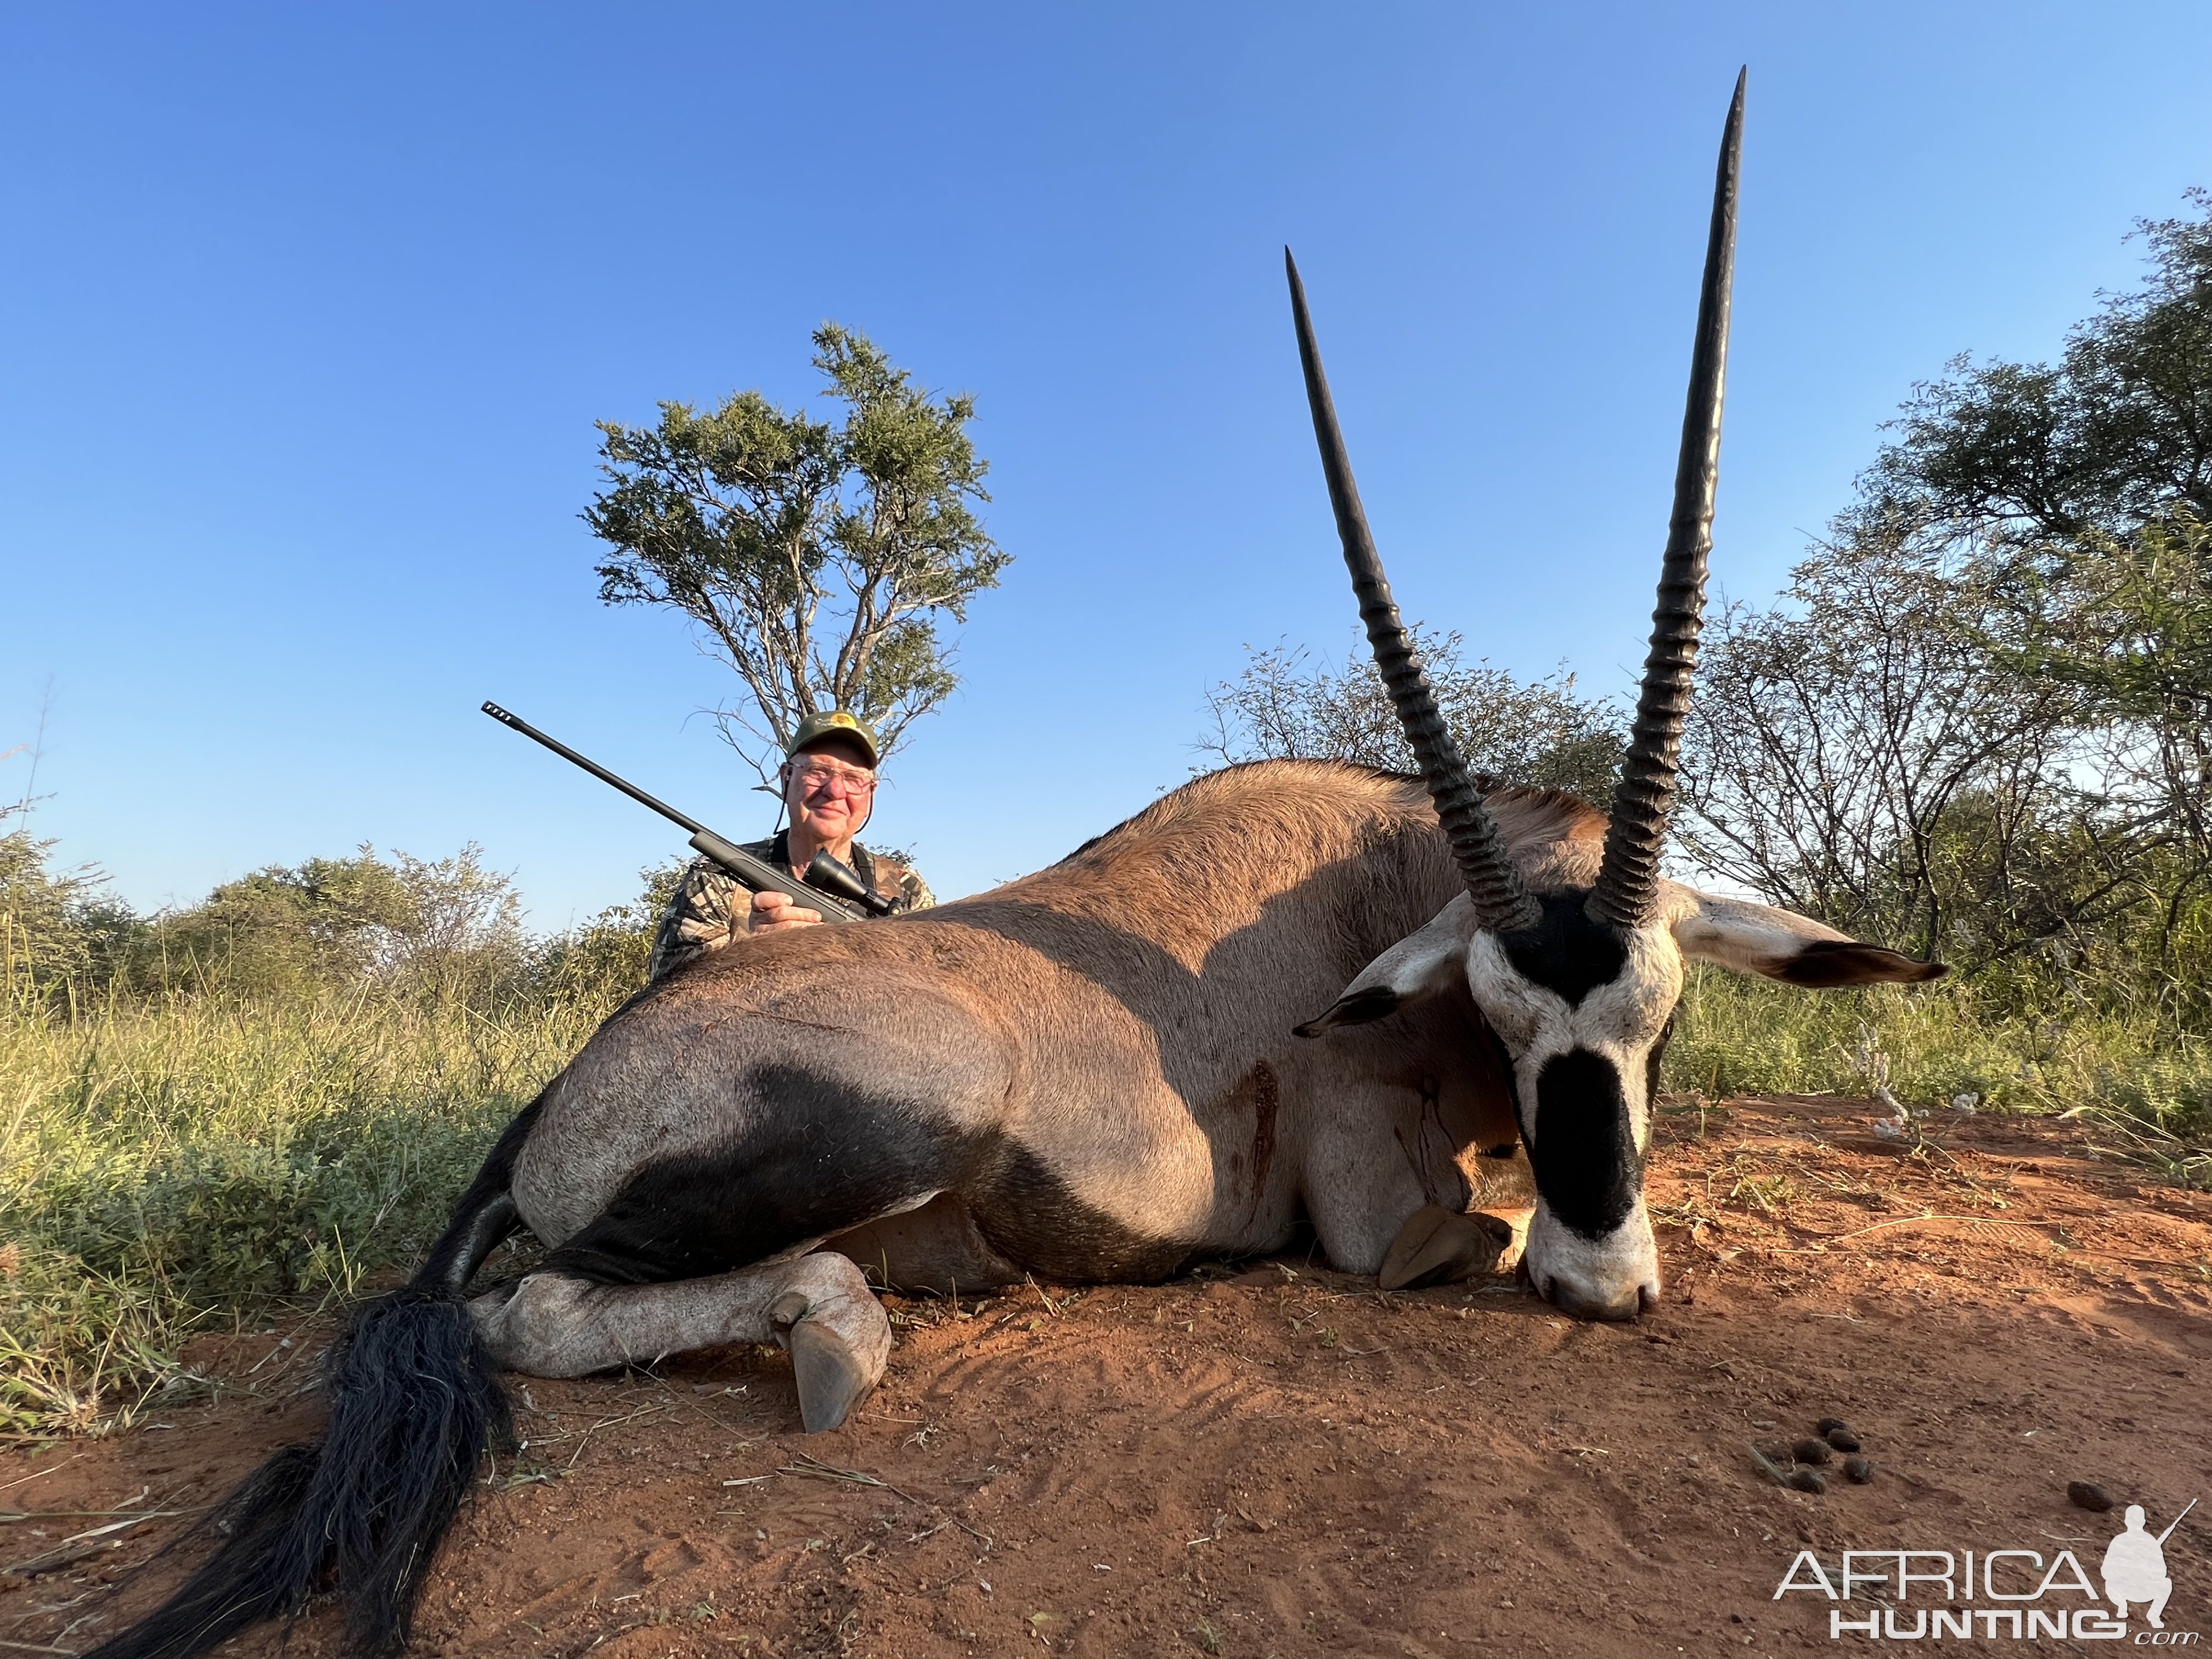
7, 1094, 2209, 1656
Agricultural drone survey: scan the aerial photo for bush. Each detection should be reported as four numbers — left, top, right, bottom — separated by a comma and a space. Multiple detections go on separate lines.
0, 830, 141, 1003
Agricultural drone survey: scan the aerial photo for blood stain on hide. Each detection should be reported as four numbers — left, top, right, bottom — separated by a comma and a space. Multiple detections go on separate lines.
1248, 1060, 1279, 1200
1212, 1060, 1280, 1211
1393, 1075, 1472, 1213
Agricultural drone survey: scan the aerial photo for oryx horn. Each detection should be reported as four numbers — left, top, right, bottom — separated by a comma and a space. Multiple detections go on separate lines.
1286, 248, 1539, 934
1587, 69, 1746, 932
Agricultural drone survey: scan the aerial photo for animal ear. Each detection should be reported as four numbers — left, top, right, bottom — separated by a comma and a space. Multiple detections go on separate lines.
1667, 887, 1947, 987
1295, 901, 1473, 1036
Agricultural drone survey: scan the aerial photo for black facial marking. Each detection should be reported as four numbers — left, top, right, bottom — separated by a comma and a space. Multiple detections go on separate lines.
1500, 891, 1628, 1006
1531, 1048, 1641, 1239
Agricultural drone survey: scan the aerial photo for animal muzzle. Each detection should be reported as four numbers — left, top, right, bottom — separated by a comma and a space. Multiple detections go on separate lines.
1521, 1201, 1661, 1322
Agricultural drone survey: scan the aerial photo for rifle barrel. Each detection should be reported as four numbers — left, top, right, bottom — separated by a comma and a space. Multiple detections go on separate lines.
482, 702, 708, 836
480, 701, 865, 923
2157, 1497, 2196, 1544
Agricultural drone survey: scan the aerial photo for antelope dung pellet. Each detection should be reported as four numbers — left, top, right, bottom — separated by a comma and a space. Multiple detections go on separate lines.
1787, 1469, 1829, 1494
1816, 1417, 1852, 1436
1792, 1437, 1833, 1465
1843, 1455, 1874, 1483
1825, 1428, 1862, 1453
2068, 1481, 2113, 1513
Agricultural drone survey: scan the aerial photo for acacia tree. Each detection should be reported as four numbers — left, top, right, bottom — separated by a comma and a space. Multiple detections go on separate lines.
1876, 193, 2210, 974
1982, 509, 2212, 979
1871, 190, 2212, 540
585, 325, 1008, 778
1675, 522, 2092, 963
1198, 628, 1624, 805
1678, 191, 2212, 997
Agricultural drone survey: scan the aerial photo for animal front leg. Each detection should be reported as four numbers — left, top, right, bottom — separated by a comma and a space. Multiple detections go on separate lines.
825, 1192, 1022, 1296
1378, 1205, 1514, 1290
468, 1252, 890, 1432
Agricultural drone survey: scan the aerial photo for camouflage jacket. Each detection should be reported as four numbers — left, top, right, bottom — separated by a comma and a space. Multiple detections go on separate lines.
647, 832, 935, 982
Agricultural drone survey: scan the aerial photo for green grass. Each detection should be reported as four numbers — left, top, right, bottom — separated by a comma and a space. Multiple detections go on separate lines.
4, 965, 2207, 1441
2, 985, 613, 1437
1669, 964, 2212, 1183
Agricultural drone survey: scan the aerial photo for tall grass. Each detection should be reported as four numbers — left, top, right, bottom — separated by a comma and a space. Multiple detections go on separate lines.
2, 985, 613, 1437
1669, 964, 2212, 1182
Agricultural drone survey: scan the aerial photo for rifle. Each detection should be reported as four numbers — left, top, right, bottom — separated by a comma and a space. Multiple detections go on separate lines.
2157, 1498, 2196, 1545
481, 702, 893, 923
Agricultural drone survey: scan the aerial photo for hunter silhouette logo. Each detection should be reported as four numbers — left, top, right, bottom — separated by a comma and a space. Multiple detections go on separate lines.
1774, 1496, 2198, 1641
2104, 1500, 2193, 1630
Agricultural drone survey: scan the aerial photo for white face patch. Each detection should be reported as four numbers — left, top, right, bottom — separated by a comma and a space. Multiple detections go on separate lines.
1463, 922, 1682, 1155
1462, 917, 1683, 1320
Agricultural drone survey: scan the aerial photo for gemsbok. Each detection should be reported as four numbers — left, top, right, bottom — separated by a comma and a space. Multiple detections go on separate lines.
91, 70, 1943, 1659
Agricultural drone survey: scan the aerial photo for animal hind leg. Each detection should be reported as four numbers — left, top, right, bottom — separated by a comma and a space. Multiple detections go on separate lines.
469, 1252, 890, 1432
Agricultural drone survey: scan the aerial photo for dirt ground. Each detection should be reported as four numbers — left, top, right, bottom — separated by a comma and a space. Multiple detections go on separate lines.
7, 1093, 2211, 1657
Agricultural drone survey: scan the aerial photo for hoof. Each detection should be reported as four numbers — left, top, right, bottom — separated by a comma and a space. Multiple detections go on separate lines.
788, 1320, 876, 1432
769, 1258, 894, 1432
1380, 1205, 1509, 1291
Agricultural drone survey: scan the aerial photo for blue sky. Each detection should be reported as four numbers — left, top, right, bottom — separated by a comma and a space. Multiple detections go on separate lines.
7, 4, 2210, 925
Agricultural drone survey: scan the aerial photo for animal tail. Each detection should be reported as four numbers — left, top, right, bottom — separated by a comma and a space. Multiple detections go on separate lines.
87, 1100, 541, 1659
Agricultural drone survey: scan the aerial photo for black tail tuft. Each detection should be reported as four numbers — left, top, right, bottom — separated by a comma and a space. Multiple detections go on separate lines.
319, 1287, 512, 1655
87, 1288, 509, 1659
80, 1443, 324, 1659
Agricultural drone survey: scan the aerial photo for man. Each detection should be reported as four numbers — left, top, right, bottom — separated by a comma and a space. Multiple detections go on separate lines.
648, 711, 934, 981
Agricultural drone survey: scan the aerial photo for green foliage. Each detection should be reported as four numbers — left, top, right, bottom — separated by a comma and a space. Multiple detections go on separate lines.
1982, 510, 2212, 986
0, 830, 141, 1000
113, 844, 531, 1005
0, 979, 630, 1435
2, 827, 681, 1018
0, 844, 679, 1435
1199, 628, 1624, 804
1680, 193, 2212, 1025
526, 859, 686, 1008
1988, 511, 2212, 721
1875, 189, 2212, 538
1671, 966, 2211, 1188
586, 324, 1008, 778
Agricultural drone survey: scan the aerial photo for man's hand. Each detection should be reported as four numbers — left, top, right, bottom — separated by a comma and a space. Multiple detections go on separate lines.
748, 889, 825, 934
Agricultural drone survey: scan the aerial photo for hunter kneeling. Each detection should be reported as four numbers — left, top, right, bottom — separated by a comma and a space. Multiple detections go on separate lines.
648, 711, 934, 979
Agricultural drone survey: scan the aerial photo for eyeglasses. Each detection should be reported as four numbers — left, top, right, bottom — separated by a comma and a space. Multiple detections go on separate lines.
791, 759, 878, 796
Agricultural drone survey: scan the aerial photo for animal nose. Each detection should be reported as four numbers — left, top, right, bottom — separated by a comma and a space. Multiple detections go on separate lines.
1537, 1275, 1645, 1322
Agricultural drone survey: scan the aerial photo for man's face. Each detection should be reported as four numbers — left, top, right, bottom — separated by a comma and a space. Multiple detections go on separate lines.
783, 738, 877, 843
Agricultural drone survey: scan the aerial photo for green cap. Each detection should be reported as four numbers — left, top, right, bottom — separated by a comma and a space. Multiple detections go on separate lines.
786, 710, 882, 768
